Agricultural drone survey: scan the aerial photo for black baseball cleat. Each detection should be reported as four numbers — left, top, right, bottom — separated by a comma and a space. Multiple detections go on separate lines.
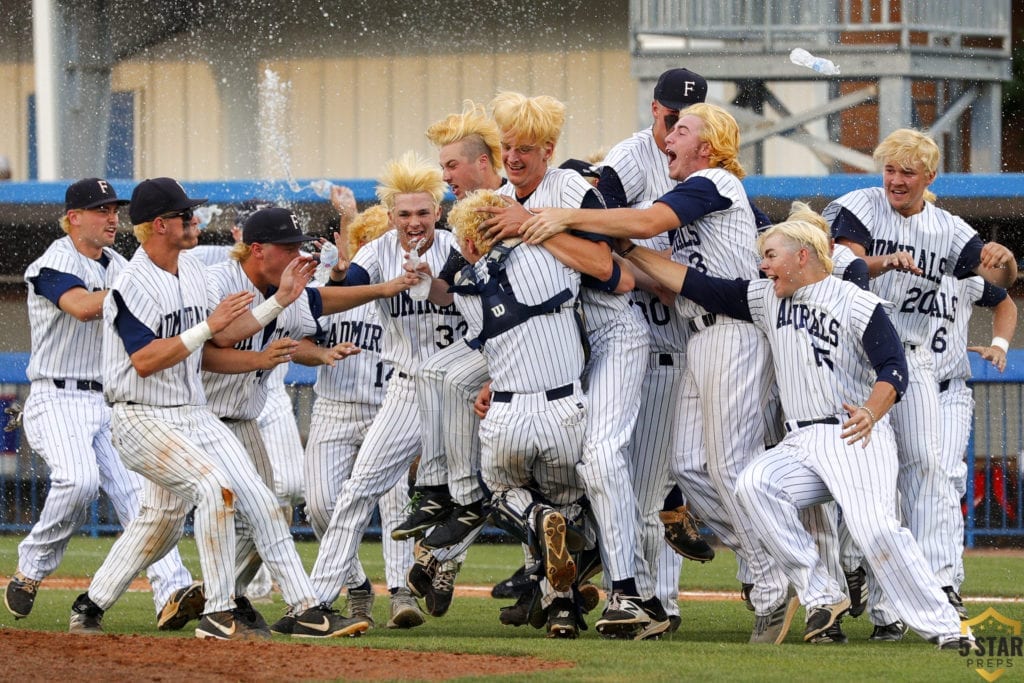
195, 609, 268, 641
406, 541, 439, 598
869, 620, 908, 642
844, 567, 866, 618
292, 603, 371, 638
422, 499, 489, 550
5, 571, 41, 619
157, 582, 205, 631
803, 597, 850, 642
545, 597, 579, 639
942, 586, 968, 620
660, 505, 716, 563
69, 593, 104, 635
234, 595, 271, 637
425, 560, 460, 618
491, 564, 533, 599
392, 486, 453, 541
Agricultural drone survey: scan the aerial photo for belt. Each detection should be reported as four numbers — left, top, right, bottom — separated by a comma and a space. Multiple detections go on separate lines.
939, 379, 951, 393
53, 379, 103, 392
785, 416, 840, 433
658, 353, 674, 367
688, 313, 717, 333
492, 383, 574, 404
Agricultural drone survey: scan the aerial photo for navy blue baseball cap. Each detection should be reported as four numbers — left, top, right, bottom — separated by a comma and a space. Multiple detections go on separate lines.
654, 68, 708, 110
242, 207, 316, 244
129, 177, 207, 224
65, 178, 129, 211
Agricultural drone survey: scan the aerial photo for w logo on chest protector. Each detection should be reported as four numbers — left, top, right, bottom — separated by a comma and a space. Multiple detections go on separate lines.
490, 303, 506, 317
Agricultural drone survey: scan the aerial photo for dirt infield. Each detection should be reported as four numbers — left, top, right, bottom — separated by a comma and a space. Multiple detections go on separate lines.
0, 629, 573, 682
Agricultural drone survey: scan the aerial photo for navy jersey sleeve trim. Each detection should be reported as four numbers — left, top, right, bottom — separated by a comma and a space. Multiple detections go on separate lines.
843, 259, 870, 291
830, 207, 871, 251
326, 262, 371, 287
750, 200, 773, 230
953, 235, 984, 279
580, 188, 605, 210
437, 247, 470, 286
581, 261, 622, 293
112, 289, 158, 356
678, 270, 752, 322
979, 281, 1008, 308
305, 287, 324, 320
597, 167, 628, 209
31, 268, 89, 306
655, 176, 732, 226
862, 304, 908, 398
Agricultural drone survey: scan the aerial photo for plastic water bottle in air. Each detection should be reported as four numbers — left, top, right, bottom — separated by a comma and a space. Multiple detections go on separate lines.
193, 205, 222, 231
310, 179, 334, 199
405, 238, 432, 301
790, 48, 840, 76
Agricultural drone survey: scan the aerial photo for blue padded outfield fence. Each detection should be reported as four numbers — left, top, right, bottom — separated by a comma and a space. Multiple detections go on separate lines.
1, 351, 1022, 546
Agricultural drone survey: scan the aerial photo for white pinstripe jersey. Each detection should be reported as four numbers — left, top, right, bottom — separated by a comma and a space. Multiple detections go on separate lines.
831, 242, 857, 282
453, 244, 583, 393
202, 259, 321, 420
746, 277, 892, 421
932, 275, 997, 382
102, 249, 208, 406
25, 236, 127, 382
351, 229, 464, 375
498, 167, 636, 333
191, 244, 232, 267
597, 127, 676, 207
663, 167, 761, 320
629, 234, 689, 353
314, 301, 389, 405
824, 188, 980, 346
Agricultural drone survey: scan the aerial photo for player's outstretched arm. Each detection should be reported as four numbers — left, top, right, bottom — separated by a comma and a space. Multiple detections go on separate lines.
211, 257, 318, 347
319, 272, 417, 315
976, 241, 1018, 288
541, 233, 615, 282
522, 203, 679, 243
291, 337, 360, 367
618, 240, 689, 294
130, 291, 254, 377
201, 337, 298, 374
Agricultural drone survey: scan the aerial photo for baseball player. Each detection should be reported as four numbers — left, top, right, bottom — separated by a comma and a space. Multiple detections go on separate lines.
825, 129, 1017, 625
520, 103, 793, 644
68, 180, 381, 640
303, 204, 411, 629
480, 90, 671, 640
595, 68, 713, 627
6, 178, 195, 628
446, 189, 590, 638
304, 152, 465, 629
615, 218, 973, 651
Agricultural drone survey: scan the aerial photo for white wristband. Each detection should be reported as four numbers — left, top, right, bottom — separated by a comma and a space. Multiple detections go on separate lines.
180, 321, 212, 353
991, 337, 1010, 353
251, 294, 285, 327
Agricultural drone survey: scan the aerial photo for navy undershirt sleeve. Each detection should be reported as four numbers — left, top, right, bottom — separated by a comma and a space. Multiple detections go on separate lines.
952, 236, 985, 279
678, 270, 752, 322
655, 176, 733, 226
978, 281, 1008, 308
31, 268, 89, 306
750, 200, 773, 230
843, 258, 870, 291
111, 290, 158, 356
596, 167, 628, 209
437, 247, 469, 286
830, 208, 872, 252
862, 304, 909, 398
326, 262, 371, 287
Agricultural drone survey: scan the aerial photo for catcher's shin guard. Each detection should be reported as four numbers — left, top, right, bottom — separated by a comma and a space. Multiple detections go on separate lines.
489, 494, 533, 547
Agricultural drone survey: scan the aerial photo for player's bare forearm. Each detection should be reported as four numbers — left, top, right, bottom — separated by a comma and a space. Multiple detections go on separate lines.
523, 204, 678, 242
841, 382, 897, 447
292, 338, 359, 367
206, 291, 258, 347
624, 259, 676, 304
620, 241, 688, 294
129, 338, 195, 377
58, 287, 108, 322
200, 339, 296, 374
542, 233, 614, 281
320, 277, 412, 315
427, 277, 455, 307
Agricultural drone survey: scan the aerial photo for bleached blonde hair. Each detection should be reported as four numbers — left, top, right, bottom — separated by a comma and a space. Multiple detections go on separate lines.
446, 189, 505, 255
757, 219, 834, 275
490, 91, 565, 148
787, 200, 829, 235
229, 241, 252, 263
347, 204, 392, 256
376, 151, 447, 210
132, 221, 154, 243
679, 102, 746, 179
873, 128, 939, 203
426, 101, 502, 175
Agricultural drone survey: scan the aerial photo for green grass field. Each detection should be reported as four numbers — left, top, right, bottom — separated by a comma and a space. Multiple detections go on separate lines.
0, 536, 1020, 682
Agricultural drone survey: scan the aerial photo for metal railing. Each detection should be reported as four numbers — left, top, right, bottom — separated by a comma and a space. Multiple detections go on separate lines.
631, 0, 1011, 55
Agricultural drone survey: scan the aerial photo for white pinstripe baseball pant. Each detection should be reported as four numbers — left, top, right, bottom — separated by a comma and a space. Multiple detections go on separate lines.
310, 375, 419, 605
257, 384, 305, 507
937, 378, 972, 589
735, 419, 962, 642
19, 383, 191, 613
577, 320, 650, 591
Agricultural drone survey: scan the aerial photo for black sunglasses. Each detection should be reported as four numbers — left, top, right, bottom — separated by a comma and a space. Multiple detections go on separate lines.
160, 208, 194, 222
